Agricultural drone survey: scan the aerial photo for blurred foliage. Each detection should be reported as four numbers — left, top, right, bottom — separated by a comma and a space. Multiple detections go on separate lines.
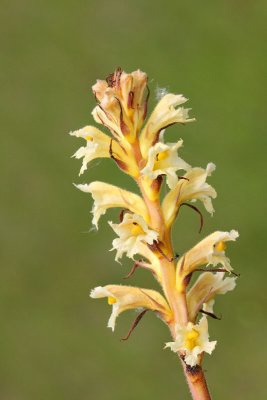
1, 0, 267, 399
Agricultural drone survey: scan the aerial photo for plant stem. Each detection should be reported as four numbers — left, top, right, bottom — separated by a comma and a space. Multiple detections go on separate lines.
182, 362, 212, 400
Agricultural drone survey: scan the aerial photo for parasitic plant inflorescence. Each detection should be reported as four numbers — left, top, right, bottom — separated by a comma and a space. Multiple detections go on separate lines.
70, 68, 239, 400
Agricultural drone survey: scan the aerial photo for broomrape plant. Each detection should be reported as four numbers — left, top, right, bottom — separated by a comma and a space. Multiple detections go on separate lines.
70, 68, 239, 400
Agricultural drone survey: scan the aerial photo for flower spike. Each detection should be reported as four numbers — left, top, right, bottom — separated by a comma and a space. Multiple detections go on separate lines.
70, 68, 239, 400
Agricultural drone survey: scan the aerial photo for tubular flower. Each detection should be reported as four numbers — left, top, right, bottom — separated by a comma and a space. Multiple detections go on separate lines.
92, 68, 148, 144
109, 213, 159, 262
75, 181, 149, 228
90, 285, 172, 331
176, 230, 239, 283
70, 126, 125, 175
141, 139, 191, 189
187, 272, 236, 321
140, 93, 195, 158
165, 316, 216, 367
162, 163, 217, 228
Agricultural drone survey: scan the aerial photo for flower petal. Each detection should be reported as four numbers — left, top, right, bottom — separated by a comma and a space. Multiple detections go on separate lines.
165, 316, 216, 366
141, 140, 191, 189
75, 181, 149, 228
109, 213, 159, 261
187, 272, 237, 321
90, 285, 172, 331
140, 93, 195, 158
70, 126, 120, 175
176, 230, 239, 283
162, 163, 217, 228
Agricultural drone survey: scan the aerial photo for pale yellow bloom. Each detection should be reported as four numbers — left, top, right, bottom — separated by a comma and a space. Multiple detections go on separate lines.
140, 93, 195, 158
109, 213, 159, 262
92, 69, 148, 144
141, 139, 191, 189
162, 163, 217, 228
187, 272, 236, 321
70, 125, 139, 177
165, 316, 216, 367
176, 230, 239, 283
70, 126, 119, 175
75, 181, 149, 228
90, 285, 172, 331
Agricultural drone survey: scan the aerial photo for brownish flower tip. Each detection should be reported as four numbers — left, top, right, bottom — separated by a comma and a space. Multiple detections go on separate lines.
106, 67, 122, 88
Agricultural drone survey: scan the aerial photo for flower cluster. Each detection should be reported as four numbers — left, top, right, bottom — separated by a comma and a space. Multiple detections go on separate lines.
70, 68, 238, 369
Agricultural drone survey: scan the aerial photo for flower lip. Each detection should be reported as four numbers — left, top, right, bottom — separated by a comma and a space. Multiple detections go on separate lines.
165, 316, 217, 367
176, 229, 239, 281
162, 162, 217, 229
141, 139, 191, 189
109, 213, 159, 262
186, 271, 237, 321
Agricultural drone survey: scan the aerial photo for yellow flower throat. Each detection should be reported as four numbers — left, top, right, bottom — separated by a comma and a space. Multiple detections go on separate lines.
153, 150, 169, 170
108, 296, 117, 305
184, 329, 199, 350
131, 222, 145, 236
215, 241, 227, 252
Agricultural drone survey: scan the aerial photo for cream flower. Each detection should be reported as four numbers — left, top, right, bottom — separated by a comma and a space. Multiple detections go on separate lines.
109, 213, 159, 262
75, 181, 149, 228
141, 140, 191, 189
162, 163, 217, 228
70, 126, 121, 175
90, 285, 172, 331
92, 68, 148, 144
140, 93, 195, 158
187, 272, 236, 321
165, 316, 216, 367
176, 230, 239, 282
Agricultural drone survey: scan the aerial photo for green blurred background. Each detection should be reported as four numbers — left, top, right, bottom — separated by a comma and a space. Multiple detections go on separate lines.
1, 0, 266, 399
